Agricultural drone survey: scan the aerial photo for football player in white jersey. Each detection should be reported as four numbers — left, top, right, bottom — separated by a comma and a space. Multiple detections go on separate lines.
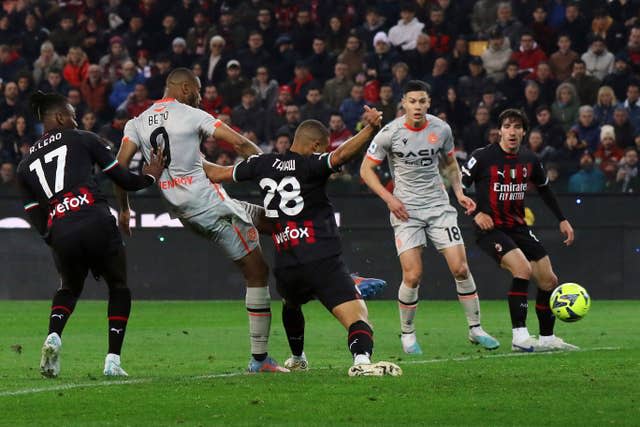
114, 68, 287, 372
360, 80, 500, 353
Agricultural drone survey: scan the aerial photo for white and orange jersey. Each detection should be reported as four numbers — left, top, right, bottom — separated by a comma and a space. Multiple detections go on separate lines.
123, 98, 227, 219
366, 114, 455, 208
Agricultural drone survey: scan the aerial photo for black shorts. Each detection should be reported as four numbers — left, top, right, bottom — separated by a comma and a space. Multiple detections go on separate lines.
274, 255, 361, 311
476, 226, 547, 264
50, 215, 126, 288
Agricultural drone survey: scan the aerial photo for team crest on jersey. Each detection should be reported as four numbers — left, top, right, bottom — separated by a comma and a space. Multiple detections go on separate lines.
510, 169, 517, 179
522, 166, 528, 178
428, 132, 438, 144
402, 137, 408, 145
247, 227, 258, 242
494, 243, 503, 253
367, 142, 377, 154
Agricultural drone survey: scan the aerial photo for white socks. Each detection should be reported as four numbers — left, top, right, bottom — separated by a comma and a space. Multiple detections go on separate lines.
245, 286, 271, 356
398, 282, 419, 334
455, 274, 481, 328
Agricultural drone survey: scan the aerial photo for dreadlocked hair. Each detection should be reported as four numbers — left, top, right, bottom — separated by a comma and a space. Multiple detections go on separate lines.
30, 91, 68, 121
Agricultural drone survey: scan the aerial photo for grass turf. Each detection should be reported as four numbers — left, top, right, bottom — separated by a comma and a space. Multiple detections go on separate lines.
0, 300, 638, 426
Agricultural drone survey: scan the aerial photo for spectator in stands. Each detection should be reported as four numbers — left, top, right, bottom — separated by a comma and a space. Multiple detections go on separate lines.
63, 47, 90, 89
536, 105, 566, 150
582, 35, 614, 81
122, 15, 150, 60
79, 17, 107, 64
389, 62, 410, 103
482, 28, 512, 83
553, 129, 585, 176
169, 37, 192, 69
616, 25, 640, 74
21, 12, 49, 65
552, 82, 580, 131
530, 5, 556, 54
200, 84, 226, 116
374, 84, 397, 125
201, 36, 227, 86
0, 161, 16, 191
232, 87, 265, 142
289, 62, 316, 105
589, 8, 627, 55
108, 60, 144, 110
185, 11, 212, 58
0, 44, 26, 84
273, 132, 292, 155
366, 32, 400, 84
494, 1, 525, 49
264, 85, 293, 141
80, 64, 111, 120
357, 8, 386, 50
425, 57, 453, 105
254, 8, 278, 51
151, 14, 179, 54
38, 68, 70, 96
0, 82, 22, 133
497, 61, 524, 108
388, 3, 424, 52
32, 41, 65, 86
593, 86, 618, 126
616, 147, 640, 192
423, 4, 455, 56
403, 33, 437, 81
251, 66, 278, 110
99, 36, 130, 83
461, 105, 491, 154
337, 35, 366, 80
326, 15, 349, 56
511, 31, 547, 79
219, 59, 249, 109
323, 62, 354, 110
529, 62, 557, 112
49, 14, 81, 54
458, 56, 489, 108
594, 125, 625, 169
238, 31, 272, 80
448, 36, 471, 79
568, 151, 606, 193
528, 128, 555, 164
562, 2, 590, 54
440, 86, 470, 137
305, 36, 334, 86
621, 81, 640, 132
67, 88, 87, 119
119, 83, 153, 118
291, 8, 318, 57
271, 34, 298, 84
300, 86, 332, 125
603, 55, 633, 101
612, 106, 636, 149
80, 111, 98, 133
276, 104, 301, 139
567, 60, 601, 106
520, 80, 542, 127
471, 0, 500, 37
328, 112, 352, 152
548, 34, 579, 82
571, 105, 601, 152
340, 84, 367, 132
98, 109, 128, 148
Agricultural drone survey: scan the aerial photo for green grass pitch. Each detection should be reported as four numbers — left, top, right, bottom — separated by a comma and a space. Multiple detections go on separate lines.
1, 300, 638, 426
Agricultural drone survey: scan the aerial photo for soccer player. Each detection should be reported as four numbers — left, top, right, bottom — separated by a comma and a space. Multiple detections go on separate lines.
360, 80, 500, 354
17, 92, 164, 378
114, 68, 288, 372
461, 108, 577, 352
204, 107, 402, 377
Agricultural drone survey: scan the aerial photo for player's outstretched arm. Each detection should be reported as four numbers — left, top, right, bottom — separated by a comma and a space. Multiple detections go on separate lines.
330, 106, 382, 168
214, 122, 262, 159
442, 153, 476, 215
113, 137, 143, 236
203, 160, 234, 183
360, 156, 409, 222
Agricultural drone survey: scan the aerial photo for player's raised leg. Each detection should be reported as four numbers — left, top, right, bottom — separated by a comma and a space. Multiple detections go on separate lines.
238, 247, 288, 373
531, 256, 578, 351
441, 245, 499, 350
398, 247, 423, 354
282, 301, 308, 371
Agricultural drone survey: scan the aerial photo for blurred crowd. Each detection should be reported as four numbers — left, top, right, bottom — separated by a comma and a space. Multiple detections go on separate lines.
0, 0, 639, 194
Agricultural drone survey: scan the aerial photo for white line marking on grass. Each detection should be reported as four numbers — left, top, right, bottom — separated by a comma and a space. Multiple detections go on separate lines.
0, 346, 622, 397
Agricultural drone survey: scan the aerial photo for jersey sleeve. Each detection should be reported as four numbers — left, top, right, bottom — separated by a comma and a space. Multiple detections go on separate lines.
122, 119, 141, 148
531, 156, 549, 187
308, 152, 338, 178
365, 125, 393, 164
442, 124, 455, 157
192, 107, 222, 138
461, 148, 483, 188
16, 171, 48, 238
232, 154, 263, 182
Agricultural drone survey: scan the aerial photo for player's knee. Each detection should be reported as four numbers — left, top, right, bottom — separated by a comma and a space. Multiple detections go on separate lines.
402, 271, 422, 287
539, 273, 558, 291
513, 263, 532, 280
451, 263, 469, 280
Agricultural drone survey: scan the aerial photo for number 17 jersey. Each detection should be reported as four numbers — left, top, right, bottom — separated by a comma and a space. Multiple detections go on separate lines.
232, 150, 341, 268
123, 98, 222, 219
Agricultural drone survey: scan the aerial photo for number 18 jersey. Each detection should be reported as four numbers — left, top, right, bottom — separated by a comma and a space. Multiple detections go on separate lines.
123, 98, 222, 219
232, 150, 341, 268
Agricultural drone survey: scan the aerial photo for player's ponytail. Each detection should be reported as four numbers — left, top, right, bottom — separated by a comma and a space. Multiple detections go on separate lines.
29, 91, 67, 121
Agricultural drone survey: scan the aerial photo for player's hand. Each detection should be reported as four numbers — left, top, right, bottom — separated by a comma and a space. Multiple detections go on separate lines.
559, 220, 574, 246
387, 196, 409, 222
474, 212, 494, 230
457, 194, 476, 215
362, 105, 383, 128
143, 147, 165, 181
119, 209, 132, 236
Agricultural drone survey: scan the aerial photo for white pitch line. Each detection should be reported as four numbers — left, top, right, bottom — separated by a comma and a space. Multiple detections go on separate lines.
0, 346, 622, 397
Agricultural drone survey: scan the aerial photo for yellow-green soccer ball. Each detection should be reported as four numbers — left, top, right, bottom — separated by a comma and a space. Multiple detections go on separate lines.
550, 283, 591, 322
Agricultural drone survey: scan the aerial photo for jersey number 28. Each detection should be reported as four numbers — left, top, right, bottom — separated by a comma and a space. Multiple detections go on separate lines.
259, 176, 304, 218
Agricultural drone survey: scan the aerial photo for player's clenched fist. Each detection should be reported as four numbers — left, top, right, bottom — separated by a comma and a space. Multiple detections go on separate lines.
362, 105, 383, 128
473, 212, 494, 230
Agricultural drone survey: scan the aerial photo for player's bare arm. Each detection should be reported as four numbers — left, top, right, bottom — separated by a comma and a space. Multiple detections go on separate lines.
473, 212, 494, 230
360, 156, 409, 222
441, 153, 476, 215
214, 122, 263, 159
203, 160, 234, 183
114, 138, 139, 236
330, 106, 382, 168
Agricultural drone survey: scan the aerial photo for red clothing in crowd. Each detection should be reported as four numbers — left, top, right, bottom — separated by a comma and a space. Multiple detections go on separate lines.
329, 127, 353, 152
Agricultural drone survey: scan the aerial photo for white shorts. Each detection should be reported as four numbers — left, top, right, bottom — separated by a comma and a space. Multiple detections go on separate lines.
181, 198, 261, 261
391, 204, 463, 255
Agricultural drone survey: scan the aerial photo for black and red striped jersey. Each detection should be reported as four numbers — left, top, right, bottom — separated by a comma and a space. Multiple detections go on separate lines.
461, 143, 548, 229
232, 150, 342, 268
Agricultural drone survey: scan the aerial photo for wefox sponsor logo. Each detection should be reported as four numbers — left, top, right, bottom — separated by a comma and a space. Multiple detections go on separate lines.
48, 187, 95, 224
272, 221, 316, 251
159, 176, 193, 190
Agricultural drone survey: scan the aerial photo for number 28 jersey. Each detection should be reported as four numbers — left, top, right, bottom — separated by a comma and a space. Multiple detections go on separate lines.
123, 98, 222, 219
232, 150, 341, 268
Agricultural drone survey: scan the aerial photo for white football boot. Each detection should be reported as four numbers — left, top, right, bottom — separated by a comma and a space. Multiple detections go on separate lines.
348, 361, 403, 377
103, 353, 128, 376
284, 353, 309, 371
537, 335, 579, 352
40, 333, 62, 378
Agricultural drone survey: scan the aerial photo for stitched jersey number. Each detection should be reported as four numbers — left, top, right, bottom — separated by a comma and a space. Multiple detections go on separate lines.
445, 226, 461, 242
149, 126, 171, 167
259, 176, 304, 218
29, 145, 67, 198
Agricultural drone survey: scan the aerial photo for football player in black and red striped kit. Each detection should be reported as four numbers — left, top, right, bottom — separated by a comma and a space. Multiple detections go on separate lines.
17, 92, 164, 378
205, 106, 401, 376
461, 108, 578, 352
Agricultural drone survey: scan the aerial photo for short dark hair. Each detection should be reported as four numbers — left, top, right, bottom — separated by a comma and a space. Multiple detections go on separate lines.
498, 108, 529, 132
30, 91, 68, 120
403, 80, 429, 95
